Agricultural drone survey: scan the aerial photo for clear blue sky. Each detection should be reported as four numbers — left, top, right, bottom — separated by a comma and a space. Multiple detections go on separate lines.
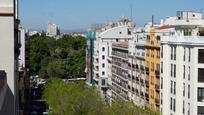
20, 0, 204, 31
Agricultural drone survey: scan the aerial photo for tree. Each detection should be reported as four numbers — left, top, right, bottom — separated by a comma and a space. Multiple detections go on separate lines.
43, 78, 160, 115
29, 34, 86, 78
46, 59, 67, 78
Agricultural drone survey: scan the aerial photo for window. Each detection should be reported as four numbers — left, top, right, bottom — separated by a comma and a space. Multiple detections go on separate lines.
171, 81, 173, 94
156, 35, 160, 41
183, 100, 185, 114
170, 97, 173, 110
161, 93, 163, 105
197, 106, 204, 115
183, 65, 185, 79
171, 47, 173, 60
188, 103, 190, 115
198, 88, 204, 102
101, 79, 105, 85
198, 49, 204, 63
174, 47, 176, 60
151, 62, 154, 71
183, 29, 192, 36
161, 46, 163, 58
183, 83, 185, 97
102, 63, 105, 68
161, 62, 163, 73
128, 29, 131, 35
189, 48, 191, 62
188, 67, 190, 80
102, 55, 105, 60
184, 48, 186, 61
102, 47, 105, 51
174, 82, 176, 95
171, 64, 173, 76
161, 77, 163, 89
173, 98, 176, 112
188, 85, 190, 98
198, 68, 204, 82
174, 64, 176, 77
102, 71, 105, 75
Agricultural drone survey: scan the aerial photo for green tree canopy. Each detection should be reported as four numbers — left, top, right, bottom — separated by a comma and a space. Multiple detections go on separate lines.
43, 78, 160, 115
29, 34, 86, 78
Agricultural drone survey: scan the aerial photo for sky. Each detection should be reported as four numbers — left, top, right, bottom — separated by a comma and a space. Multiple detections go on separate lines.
20, 0, 204, 31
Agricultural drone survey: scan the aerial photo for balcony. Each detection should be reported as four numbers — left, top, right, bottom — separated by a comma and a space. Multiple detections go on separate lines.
145, 80, 149, 88
198, 96, 204, 102
146, 69, 149, 75
136, 77, 139, 83
145, 93, 149, 101
140, 79, 144, 86
155, 70, 160, 78
155, 84, 160, 92
155, 98, 160, 106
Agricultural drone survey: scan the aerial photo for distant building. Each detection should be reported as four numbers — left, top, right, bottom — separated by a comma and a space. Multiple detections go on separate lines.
28, 31, 39, 36
47, 22, 60, 38
18, 27, 29, 114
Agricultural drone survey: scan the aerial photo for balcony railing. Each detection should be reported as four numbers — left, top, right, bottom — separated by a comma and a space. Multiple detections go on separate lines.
155, 70, 160, 78
198, 96, 204, 102
155, 98, 160, 106
155, 84, 160, 92
145, 80, 149, 88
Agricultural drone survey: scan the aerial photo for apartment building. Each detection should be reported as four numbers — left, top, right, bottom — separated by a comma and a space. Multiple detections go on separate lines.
126, 28, 147, 107
86, 19, 133, 100
18, 27, 29, 114
110, 41, 129, 101
160, 11, 204, 115
47, 22, 60, 38
145, 27, 161, 110
0, 0, 20, 114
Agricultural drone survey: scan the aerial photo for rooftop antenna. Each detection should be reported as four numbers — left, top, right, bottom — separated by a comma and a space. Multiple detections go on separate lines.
130, 4, 133, 22
152, 15, 154, 27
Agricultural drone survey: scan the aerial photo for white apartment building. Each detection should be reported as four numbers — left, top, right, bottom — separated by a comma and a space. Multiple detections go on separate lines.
127, 27, 147, 107
0, 0, 20, 114
160, 11, 204, 115
47, 22, 60, 38
90, 19, 133, 100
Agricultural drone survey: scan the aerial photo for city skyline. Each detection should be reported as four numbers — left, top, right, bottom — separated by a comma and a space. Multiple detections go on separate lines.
20, 0, 204, 31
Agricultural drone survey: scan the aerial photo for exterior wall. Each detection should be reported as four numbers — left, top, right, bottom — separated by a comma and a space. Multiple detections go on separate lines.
128, 33, 146, 107
0, 0, 19, 114
111, 43, 129, 101
145, 29, 160, 110
161, 35, 204, 115
47, 22, 60, 37
90, 25, 132, 100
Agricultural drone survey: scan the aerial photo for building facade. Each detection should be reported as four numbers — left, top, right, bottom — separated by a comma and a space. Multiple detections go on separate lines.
18, 27, 29, 114
0, 0, 20, 114
86, 19, 133, 100
110, 41, 129, 101
160, 11, 204, 115
47, 22, 60, 38
145, 28, 160, 110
